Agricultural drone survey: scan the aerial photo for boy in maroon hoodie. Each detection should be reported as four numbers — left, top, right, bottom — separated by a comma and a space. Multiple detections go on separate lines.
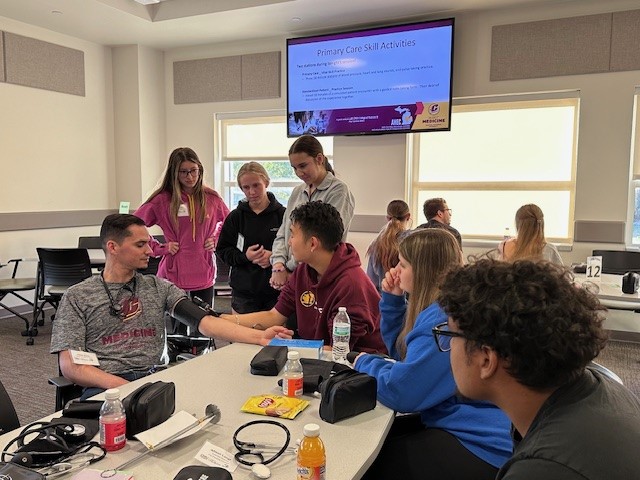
221, 201, 386, 354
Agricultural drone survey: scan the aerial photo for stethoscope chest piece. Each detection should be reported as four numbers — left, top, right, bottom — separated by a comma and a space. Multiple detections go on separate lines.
252, 463, 271, 479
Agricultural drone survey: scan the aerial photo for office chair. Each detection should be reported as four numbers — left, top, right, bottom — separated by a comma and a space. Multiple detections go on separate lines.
77, 236, 102, 250
48, 359, 84, 412
138, 256, 161, 276
0, 258, 36, 337
591, 250, 640, 275
590, 361, 623, 385
0, 378, 20, 434
30, 248, 92, 345
213, 253, 231, 298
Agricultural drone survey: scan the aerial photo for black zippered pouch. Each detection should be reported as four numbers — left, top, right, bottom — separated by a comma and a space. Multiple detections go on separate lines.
250, 345, 288, 376
318, 369, 377, 423
122, 381, 175, 438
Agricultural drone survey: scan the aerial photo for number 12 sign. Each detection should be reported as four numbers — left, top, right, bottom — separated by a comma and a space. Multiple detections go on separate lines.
586, 256, 602, 280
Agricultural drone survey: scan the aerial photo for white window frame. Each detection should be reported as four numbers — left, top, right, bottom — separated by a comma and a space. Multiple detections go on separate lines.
409, 91, 580, 244
627, 88, 640, 247
215, 111, 335, 207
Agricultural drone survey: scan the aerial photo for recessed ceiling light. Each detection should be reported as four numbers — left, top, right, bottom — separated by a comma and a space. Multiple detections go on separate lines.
292, 17, 302, 22
51, 10, 63, 15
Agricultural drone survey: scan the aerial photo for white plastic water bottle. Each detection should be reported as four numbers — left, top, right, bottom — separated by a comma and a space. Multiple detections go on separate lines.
99, 388, 127, 451
283, 350, 303, 397
332, 307, 351, 363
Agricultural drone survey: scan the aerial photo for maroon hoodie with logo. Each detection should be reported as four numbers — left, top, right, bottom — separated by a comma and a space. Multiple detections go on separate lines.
275, 243, 387, 354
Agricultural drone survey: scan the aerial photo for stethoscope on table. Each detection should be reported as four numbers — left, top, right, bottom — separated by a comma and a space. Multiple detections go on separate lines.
232, 420, 298, 479
38, 452, 104, 479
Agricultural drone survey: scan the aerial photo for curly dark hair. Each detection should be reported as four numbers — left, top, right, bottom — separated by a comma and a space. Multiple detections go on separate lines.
439, 259, 608, 390
289, 201, 343, 251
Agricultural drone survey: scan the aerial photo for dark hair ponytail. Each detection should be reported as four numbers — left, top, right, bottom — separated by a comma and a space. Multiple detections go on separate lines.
289, 135, 334, 174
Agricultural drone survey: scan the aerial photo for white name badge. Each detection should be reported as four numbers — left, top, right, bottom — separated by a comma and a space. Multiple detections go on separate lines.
177, 203, 189, 217
195, 440, 238, 472
70, 350, 100, 366
236, 233, 245, 252
586, 256, 602, 280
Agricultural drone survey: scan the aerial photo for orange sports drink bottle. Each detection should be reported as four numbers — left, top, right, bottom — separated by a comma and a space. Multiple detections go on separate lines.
297, 423, 326, 480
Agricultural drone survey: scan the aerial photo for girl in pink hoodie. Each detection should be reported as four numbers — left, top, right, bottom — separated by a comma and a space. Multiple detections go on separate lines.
135, 147, 229, 309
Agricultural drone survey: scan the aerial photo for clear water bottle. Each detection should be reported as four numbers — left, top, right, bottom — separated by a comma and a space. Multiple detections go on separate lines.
297, 423, 326, 480
332, 307, 351, 363
99, 388, 127, 451
283, 350, 303, 397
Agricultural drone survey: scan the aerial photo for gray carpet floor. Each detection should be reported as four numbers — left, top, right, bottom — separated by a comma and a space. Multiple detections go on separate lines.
1, 304, 640, 426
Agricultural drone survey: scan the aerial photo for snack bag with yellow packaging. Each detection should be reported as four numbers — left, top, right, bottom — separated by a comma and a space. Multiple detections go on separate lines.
241, 394, 309, 419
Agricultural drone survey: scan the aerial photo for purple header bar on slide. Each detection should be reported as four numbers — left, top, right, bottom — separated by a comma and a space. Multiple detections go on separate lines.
287, 18, 454, 46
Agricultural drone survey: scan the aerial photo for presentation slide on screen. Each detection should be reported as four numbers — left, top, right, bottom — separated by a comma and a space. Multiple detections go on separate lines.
287, 22, 453, 135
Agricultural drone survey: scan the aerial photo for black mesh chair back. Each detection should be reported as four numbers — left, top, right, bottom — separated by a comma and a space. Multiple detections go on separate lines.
591, 250, 640, 275
31, 248, 92, 342
37, 248, 93, 289
78, 236, 102, 250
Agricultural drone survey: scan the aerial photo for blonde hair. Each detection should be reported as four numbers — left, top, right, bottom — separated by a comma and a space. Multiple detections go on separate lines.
395, 229, 461, 359
508, 204, 547, 261
237, 161, 270, 187
367, 200, 411, 274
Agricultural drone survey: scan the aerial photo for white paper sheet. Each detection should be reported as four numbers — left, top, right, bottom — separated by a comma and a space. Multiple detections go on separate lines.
134, 410, 200, 449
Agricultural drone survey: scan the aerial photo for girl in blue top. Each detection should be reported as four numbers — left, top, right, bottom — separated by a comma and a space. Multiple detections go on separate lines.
355, 228, 513, 480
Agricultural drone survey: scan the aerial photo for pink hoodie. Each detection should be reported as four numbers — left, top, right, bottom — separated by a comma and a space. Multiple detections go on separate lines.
134, 188, 229, 291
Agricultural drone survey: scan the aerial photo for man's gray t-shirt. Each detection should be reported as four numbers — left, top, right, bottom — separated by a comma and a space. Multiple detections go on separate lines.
50, 273, 186, 375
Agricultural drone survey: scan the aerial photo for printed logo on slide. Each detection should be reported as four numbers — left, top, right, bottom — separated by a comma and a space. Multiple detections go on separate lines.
428, 103, 440, 115
391, 106, 413, 127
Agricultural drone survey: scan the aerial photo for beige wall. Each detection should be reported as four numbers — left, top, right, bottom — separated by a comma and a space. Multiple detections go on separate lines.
3, 0, 640, 322
0, 16, 113, 265
0, 17, 113, 214
160, 0, 640, 270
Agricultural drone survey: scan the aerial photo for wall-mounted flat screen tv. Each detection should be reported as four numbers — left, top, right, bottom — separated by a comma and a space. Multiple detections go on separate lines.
286, 18, 454, 137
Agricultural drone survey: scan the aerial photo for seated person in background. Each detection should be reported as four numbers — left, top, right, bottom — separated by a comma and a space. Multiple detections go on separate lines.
366, 199, 411, 293
417, 197, 462, 247
438, 259, 640, 480
222, 201, 386, 354
50, 214, 292, 399
216, 162, 286, 313
499, 203, 562, 264
355, 229, 512, 480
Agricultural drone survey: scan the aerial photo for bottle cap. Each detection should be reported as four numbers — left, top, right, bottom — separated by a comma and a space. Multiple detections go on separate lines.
104, 388, 120, 400
303, 423, 320, 437
338, 306, 346, 312
287, 351, 300, 360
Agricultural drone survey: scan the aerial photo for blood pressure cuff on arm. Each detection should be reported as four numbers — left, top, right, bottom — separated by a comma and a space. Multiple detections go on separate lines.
170, 298, 208, 332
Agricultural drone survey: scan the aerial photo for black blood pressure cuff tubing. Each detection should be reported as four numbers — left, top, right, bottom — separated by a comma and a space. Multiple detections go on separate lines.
170, 298, 210, 332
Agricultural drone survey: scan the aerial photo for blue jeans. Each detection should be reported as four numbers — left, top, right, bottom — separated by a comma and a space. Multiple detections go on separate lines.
79, 368, 157, 400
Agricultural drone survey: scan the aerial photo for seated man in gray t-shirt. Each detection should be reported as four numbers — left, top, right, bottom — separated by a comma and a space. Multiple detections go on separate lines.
50, 214, 291, 398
